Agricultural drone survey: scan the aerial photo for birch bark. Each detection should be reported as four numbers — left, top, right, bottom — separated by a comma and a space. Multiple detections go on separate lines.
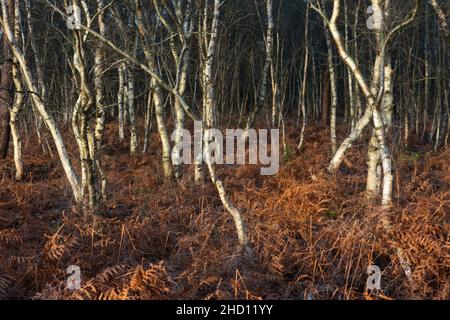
10, 0, 23, 180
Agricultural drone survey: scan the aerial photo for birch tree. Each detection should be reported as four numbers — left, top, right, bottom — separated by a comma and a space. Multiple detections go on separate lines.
93, 0, 107, 200
246, 0, 274, 131
297, 3, 310, 151
9, 0, 23, 181
135, 0, 174, 179
323, 17, 338, 154
69, 0, 98, 210
153, 0, 193, 178
1, 0, 82, 203
201, 0, 251, 253
311, 0, 419, 206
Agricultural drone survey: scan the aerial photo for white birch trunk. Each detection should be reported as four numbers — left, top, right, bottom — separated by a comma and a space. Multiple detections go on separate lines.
135, 1, 173, 178
151, 63, 173, 179
72, 23, 97, 211
202, 0, 251, 253
324, 27, 338, 154
118, 63, 125, 142
142, 90, 153, 154
297, 3, 310, 151
127, 65, 138, 155
93, 0, 107, 200
428, 0, 449, 41
10, 2, 24, 181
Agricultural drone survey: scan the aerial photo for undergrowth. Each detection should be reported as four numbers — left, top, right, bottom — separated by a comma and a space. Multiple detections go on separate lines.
0, 123, 448, 300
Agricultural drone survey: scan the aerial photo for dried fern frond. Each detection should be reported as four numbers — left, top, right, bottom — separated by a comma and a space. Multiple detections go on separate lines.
0, 275, 15, 299
128, 262, 171, 299
71, 282, 98, 300
46, 235, 79, 261
95, 264, 130, 284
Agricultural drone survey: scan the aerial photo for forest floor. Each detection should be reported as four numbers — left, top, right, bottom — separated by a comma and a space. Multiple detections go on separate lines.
0, 122, 448, 300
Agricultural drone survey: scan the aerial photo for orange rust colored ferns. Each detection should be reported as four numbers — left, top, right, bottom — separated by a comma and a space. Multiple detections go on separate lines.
0, 124, 448, 300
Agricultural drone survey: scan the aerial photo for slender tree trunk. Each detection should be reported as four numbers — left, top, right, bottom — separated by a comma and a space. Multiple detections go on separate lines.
127, 65, 138, 155
173, 52, 190, 177
135, 1, 173, 179
344, 0, 355, 130
10, 0, 23, 181
422, 3, 430, 141
118, 63, 126, 142
246, 0, 274, 130
72, 14, 97, 211
204, 0, 250, 253
153, 0, 193, 178
0, 0, 14, 159
142, 89, 153, 154
10, 62, 23, 181
353, 0, 362, 122
297, 3, 310, 151
428, 0, 449, 41
324, 27, 338, 154
151, 71, 174, 179
93, 0, 107, 201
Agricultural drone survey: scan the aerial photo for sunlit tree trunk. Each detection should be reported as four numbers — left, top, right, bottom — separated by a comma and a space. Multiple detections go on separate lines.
154, 0, 193, 178
127, 64, 138, 155
10, 1, 23, 181
202, 0, 250, 253
324, 26, 338, 154
93, 0, 107, 201
142, 90, 153, 154
428, 0, 449, 41
118, 63, 126, 143
151, 66, 174, 179
71, 0, 97, 211
136, 0, 173, 179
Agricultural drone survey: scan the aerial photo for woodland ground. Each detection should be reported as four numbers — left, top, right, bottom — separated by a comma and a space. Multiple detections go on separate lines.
0, 122, 448, 300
